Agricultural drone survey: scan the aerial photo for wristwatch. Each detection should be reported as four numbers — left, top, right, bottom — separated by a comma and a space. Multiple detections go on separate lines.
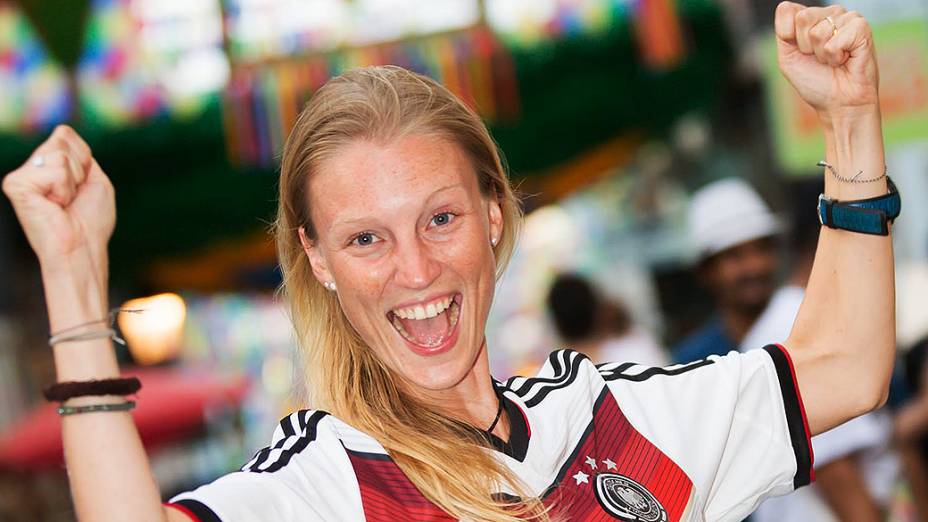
817, 177, 901, 236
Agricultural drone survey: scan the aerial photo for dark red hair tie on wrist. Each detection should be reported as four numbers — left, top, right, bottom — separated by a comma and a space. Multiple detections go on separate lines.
43, 377, 142, 402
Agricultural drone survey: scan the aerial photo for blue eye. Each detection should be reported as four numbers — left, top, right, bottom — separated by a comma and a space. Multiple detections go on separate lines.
350, 232, 380, 247
431, 212, 455, 227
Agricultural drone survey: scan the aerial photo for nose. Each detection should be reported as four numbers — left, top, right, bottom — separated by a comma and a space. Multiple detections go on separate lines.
392, 235, 441, 290
742, 242, 777, 274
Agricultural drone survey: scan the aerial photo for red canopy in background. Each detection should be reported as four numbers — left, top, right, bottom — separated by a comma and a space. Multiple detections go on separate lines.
0, 368, 249, 472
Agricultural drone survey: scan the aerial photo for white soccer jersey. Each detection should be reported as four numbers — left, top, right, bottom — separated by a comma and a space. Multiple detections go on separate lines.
167, 345, 813, 521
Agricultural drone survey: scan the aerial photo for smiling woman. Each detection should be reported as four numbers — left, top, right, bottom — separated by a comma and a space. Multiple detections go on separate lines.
0, 3, 899, 521
273, 66, 537, 520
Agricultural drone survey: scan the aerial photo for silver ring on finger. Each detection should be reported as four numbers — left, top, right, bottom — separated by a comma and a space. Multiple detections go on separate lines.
32, 155, 45, 167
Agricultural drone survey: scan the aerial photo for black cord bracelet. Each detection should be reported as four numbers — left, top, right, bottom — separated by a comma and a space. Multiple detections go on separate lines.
43, 377, 142, 402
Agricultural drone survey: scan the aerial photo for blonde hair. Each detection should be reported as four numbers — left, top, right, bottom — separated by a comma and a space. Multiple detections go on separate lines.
274, 66, 546, 520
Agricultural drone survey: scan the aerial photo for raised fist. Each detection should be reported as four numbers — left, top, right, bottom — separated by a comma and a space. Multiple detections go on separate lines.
775, 2, 879, 121
2, 125, 115, 271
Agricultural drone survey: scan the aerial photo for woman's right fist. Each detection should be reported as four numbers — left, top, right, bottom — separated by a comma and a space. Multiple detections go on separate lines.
2, 125, 115, 269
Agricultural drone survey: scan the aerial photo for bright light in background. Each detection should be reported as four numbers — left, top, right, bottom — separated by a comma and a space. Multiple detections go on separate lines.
225, 0, 479, 59
522, 204, 578, 256
134, 0, 229, 99
118, 293, 188, 366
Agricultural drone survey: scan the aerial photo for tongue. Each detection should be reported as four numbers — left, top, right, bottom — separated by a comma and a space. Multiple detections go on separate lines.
400, 310, 451, 346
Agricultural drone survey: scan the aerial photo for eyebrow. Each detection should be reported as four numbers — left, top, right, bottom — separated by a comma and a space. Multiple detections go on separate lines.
328, 183, 468, 230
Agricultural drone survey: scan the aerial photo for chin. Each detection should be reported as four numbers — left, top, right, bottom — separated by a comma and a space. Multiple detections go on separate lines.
395, 335, 481, 392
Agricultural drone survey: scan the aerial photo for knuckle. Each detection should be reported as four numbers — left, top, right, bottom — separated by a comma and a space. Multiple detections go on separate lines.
46, 149, 68, 167
54, 124, 74, 137
795, 13, 809, 28
47, 136, 69, 153
52, 125, 72, 140
810, 26, 827, 43
1, 172, 16, 195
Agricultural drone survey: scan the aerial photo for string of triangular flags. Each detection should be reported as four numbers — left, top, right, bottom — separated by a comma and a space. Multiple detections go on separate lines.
222, 24, 520, 168
633, 0, 687, 70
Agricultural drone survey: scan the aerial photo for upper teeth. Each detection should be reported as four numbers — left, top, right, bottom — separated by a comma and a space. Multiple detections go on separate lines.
393, 297, 453, 320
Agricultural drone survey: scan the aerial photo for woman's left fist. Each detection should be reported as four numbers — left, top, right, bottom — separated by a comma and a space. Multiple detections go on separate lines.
775, 2, 879, 122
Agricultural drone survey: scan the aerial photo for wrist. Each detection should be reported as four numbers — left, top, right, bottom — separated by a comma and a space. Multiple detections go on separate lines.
821, 108, 886, 201
818, 103, 881, 131
41, 255, 109, 331
40, 243, 108, 277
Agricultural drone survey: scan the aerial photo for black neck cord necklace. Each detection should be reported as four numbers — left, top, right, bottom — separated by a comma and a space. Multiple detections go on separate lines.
486, 395, 504, 433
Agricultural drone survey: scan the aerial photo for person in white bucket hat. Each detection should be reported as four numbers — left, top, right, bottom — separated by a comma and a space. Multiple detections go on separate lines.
672, 178, 782, 365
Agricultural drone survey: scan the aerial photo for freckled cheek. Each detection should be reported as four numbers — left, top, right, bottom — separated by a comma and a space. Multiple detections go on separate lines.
434, 233, 494, 285
332, 258, 391, 312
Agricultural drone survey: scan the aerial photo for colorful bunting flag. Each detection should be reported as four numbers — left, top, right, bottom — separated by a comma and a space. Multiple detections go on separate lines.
221, 25, 520, 167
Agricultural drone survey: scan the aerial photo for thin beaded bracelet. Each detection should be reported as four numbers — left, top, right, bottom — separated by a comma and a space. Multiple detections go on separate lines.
57, 401, 136, 416
817, 160, 888, 184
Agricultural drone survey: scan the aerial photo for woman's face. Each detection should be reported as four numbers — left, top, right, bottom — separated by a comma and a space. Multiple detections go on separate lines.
301, 133, 503, 392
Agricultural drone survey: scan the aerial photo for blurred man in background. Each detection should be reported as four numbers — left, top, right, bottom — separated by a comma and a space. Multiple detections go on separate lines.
672, 178, 780, 364
547, 273, 667, 367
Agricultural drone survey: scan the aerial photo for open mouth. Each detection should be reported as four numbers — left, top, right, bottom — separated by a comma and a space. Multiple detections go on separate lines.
387, 293, 462, 350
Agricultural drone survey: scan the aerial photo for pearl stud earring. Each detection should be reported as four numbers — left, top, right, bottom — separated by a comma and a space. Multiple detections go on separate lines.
323, 281, 337, 291
491, 236, 498, 247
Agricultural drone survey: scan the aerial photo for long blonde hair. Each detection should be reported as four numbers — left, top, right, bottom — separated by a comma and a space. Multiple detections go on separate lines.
274, 66, 546, 520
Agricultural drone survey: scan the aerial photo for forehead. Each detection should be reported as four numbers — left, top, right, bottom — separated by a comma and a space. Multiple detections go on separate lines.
307, 134, 479, 229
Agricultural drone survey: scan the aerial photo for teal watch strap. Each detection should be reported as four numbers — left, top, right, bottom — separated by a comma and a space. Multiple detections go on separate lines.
818, 177, 900, 236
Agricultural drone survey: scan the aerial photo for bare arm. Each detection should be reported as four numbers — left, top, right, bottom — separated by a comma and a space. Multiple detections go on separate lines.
2, 126, 186, 521
816, 456, 883, 522
774, 2, 895, 435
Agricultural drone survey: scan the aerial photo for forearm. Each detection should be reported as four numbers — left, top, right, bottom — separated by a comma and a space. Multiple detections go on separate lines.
787, 109, 895, 434
42, 252, 168, 522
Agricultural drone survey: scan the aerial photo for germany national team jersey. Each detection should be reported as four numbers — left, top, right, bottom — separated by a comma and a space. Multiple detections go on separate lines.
167, 344, 813, 521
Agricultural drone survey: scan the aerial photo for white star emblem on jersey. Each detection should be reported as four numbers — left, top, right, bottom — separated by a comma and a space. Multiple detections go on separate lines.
585, 456, 597, 469
573, 470, 589, 485
603, 458, 617, 470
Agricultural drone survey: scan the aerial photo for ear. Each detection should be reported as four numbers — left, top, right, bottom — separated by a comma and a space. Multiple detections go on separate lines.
299, 226, 334, 285
487, 196, 503, 246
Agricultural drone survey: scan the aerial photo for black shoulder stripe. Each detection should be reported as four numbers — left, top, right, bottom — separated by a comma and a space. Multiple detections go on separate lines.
501, 350, 589, 408
512, 350, 571, 396
279, 412, 296, 437
242, 410, 328, 474
763, 345, 814, 489
523, 353, 587, 407
171, 499, 222, 522
598, 359, 713, 382
597, 361, 637, 375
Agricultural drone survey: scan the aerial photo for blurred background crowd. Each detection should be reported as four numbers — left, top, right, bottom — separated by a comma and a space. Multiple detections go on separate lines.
0, 0, 927, 520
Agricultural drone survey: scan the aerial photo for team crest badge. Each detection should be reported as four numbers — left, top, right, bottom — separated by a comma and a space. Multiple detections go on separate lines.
594, 473, 667, 522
